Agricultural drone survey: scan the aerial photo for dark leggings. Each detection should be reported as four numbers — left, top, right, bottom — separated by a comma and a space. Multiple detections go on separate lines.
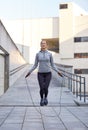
37, 72, 52, 99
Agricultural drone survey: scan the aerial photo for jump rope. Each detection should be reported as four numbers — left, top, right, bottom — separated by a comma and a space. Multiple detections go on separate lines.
25, 76, 68, 130
25, 67, 64, 118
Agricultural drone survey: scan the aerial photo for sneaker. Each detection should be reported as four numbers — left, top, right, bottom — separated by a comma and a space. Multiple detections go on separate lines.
44, 98, 48, 105
40, 99, 44, 106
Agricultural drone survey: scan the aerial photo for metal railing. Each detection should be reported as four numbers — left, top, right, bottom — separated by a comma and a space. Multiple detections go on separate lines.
57, 67, 86, 102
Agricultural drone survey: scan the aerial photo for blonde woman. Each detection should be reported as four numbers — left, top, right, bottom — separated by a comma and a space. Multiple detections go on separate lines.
25, 40, 63, 106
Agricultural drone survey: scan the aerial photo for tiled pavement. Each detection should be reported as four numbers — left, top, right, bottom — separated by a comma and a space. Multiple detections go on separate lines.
0, 69, 88, 130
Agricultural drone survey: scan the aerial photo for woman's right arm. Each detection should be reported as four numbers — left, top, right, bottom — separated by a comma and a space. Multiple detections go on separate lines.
25, 53, 38, 78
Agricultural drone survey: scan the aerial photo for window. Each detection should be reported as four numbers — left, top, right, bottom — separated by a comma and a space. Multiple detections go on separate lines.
74, 69, 82, 74
42, 38, 59, 53
74, 53, 88, 58
74, 37, 88, 42
81, 37, 88, 42
74, 69, 88, 74
60, 4, 68, 9
74, 37, 81, 42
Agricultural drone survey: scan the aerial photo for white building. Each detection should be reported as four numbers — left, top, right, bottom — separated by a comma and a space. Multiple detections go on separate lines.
2, 2, 88, 89
59, 2, 88, 90
2, 18, 60, 64
0, 20, 27, 96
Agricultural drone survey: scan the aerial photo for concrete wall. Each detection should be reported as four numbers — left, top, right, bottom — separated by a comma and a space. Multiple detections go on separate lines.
0, 54, 4, 95
16, 44, 29, 63
75, 16, 88, 36
0, 20, 26, 71
0, 20, 27, 95
59, 2, 88, 62
74, 16, 88, 91
59, 2, 75, 59
58, 2, 88, 91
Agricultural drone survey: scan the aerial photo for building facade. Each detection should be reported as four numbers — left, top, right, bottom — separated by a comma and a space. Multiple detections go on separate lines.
0, 20, 27, 96
59, 2, 88, 89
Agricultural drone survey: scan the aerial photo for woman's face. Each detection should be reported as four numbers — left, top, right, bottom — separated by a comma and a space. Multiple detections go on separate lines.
41, 41, 48, 50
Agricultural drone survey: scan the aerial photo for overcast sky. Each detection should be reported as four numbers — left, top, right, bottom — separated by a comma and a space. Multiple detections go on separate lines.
0, 0, 88, 19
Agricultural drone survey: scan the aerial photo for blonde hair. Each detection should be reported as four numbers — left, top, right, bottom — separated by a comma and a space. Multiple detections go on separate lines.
41, 40, 47, 44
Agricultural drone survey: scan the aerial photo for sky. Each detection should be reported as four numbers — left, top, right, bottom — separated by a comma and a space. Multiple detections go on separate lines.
0, 0, 88, 19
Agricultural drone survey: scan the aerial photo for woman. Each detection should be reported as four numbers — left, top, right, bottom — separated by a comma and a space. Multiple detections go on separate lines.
25, 40, 63, 106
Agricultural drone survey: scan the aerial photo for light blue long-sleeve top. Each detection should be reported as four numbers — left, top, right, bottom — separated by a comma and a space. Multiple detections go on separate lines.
29, 50, 58, 73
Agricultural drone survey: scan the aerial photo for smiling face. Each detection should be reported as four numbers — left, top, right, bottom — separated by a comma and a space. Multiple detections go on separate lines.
40, 40, 48, 51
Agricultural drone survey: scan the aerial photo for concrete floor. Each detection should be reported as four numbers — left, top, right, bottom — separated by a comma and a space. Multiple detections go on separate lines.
0, 69, 88, 130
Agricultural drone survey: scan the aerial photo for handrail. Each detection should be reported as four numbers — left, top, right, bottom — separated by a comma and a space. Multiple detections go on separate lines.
10, 63, 29, 76
56, 65, 86, 102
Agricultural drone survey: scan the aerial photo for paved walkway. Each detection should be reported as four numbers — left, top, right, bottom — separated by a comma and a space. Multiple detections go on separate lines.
0, 69, 88, 130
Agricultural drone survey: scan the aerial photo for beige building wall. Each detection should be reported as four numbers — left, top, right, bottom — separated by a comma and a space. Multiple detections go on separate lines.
59, 2, 75, 59
59, 2, 88, 90
59, 2, 88, 65
2, 17, 59, 64
0, 20, 27, 93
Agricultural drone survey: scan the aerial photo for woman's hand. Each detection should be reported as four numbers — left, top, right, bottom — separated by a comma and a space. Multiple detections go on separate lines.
25, 72, 30, 78
58, 72, 63, 77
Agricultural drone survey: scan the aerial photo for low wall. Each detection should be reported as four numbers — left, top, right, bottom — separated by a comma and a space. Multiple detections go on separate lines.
10, 64, 29, 86
0, 54, 4, 95
0, 20, 27, 94
0, 20, 26, 71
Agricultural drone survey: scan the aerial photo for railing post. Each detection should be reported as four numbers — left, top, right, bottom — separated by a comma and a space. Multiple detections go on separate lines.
76, 75, 78, 98
69, 76, 72, 91
57, 67, 86, 102
73, 75, 75, 94
79, 76, 82, 101
84, 77, 86, 102
68, 76, 70, 89
70, 74, 72, 91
